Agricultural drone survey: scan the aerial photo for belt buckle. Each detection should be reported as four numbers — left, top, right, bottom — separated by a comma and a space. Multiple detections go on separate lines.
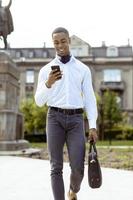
68, 109, 74, 115
64, 109, 71, 115
62, 109, 77, 115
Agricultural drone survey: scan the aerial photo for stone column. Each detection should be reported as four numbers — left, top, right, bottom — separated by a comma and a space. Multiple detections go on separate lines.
0, 51, 29, 151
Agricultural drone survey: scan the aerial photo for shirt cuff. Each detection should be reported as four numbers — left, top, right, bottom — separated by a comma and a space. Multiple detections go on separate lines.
45, 81, 51, 88
35, 83, 52, 107
88, 119, 97, 129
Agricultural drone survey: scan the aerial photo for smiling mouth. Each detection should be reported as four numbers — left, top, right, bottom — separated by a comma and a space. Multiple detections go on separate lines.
58, 50, 65, 55
59, 49, 64, 52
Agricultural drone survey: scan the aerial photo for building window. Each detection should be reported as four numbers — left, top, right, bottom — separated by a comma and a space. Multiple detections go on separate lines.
25, 85, 34, 99
16, 51, 21, 58
103, 69, 121, 82
26, 70, 34, 83
71, 48, 83, 57
71, 48, 77, 56
42, 51, 47, 58
26, 91, 33, 99
29, 51, 34, 58
107, 46, 118, 57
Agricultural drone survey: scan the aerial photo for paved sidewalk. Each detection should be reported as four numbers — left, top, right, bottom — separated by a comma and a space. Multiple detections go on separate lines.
0, 156, 133, 200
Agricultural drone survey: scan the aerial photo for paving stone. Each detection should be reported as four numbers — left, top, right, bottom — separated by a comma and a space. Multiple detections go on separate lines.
0, 156, 133, 200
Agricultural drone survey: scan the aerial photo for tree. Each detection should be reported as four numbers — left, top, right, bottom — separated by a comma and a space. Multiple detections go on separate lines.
20, 98, 48, 134
98, 90, 122, 143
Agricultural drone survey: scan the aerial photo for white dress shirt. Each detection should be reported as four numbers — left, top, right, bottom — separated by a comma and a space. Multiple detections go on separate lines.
35, 55, 98, 129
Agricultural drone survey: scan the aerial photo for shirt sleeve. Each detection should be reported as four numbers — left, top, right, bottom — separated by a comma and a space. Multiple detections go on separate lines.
34, 67, 52, 107
82, 67, 98, 129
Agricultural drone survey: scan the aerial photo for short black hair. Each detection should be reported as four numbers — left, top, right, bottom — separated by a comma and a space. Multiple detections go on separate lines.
52, 27, 69, 37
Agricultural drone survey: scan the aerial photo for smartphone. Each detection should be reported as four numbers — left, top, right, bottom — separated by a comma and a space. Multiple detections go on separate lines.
51, 65, 60, 72
51, 65, 62, 80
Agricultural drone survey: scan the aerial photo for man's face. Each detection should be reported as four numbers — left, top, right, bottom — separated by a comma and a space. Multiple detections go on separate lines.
52, 32, 70, 56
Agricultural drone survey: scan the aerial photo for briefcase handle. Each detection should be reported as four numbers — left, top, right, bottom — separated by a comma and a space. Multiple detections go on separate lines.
89, 140, 98, 155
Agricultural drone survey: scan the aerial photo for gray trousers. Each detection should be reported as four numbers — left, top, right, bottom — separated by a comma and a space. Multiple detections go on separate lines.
46, 108, 86, 200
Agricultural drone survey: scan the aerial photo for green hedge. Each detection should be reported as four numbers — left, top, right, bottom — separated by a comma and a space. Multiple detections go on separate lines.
24, 128, 133, 143
104, 128, 133, 140
24, 133, 47, 142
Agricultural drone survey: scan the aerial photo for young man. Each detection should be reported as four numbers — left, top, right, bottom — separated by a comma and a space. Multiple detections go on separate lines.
35, 27, 98, 200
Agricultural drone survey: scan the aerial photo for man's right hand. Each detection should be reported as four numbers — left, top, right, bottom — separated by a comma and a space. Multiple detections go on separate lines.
88, 128, 98, 143
45, 69, 62, 88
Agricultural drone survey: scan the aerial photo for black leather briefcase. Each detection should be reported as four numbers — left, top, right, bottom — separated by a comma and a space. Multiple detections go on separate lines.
88, 141, 102, 188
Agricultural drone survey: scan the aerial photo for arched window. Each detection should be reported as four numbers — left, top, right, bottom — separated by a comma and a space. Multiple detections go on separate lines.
107, 46, 118, 57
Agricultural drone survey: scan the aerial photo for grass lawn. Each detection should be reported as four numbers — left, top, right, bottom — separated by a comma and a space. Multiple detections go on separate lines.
30, 140, 133, 148
96, 140, 133, 146
97, 148, 133, 171
29, 140, 133, 171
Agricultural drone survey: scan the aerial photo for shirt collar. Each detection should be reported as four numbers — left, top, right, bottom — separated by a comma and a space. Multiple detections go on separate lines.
55, 53, 75, 64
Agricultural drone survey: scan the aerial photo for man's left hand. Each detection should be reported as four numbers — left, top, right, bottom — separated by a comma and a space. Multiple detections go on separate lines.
88, 128, 98, 143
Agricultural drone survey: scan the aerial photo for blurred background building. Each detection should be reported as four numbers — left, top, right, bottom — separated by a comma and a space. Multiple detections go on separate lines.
4, 35, 133, 125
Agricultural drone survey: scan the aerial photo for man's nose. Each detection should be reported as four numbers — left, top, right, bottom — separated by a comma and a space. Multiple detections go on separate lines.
58, 43, 63, 48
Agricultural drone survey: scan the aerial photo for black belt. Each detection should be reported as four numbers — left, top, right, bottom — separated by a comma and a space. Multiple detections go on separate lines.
50, 107, 83, 115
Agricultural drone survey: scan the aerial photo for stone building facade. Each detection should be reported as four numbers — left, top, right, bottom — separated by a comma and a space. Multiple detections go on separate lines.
3, 35, 133, 124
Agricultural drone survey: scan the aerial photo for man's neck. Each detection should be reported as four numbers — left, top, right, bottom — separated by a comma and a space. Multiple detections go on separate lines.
58, 54, 71, 64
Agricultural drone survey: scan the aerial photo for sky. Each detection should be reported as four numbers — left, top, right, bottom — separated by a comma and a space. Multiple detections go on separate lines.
1, 0, 133, 48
